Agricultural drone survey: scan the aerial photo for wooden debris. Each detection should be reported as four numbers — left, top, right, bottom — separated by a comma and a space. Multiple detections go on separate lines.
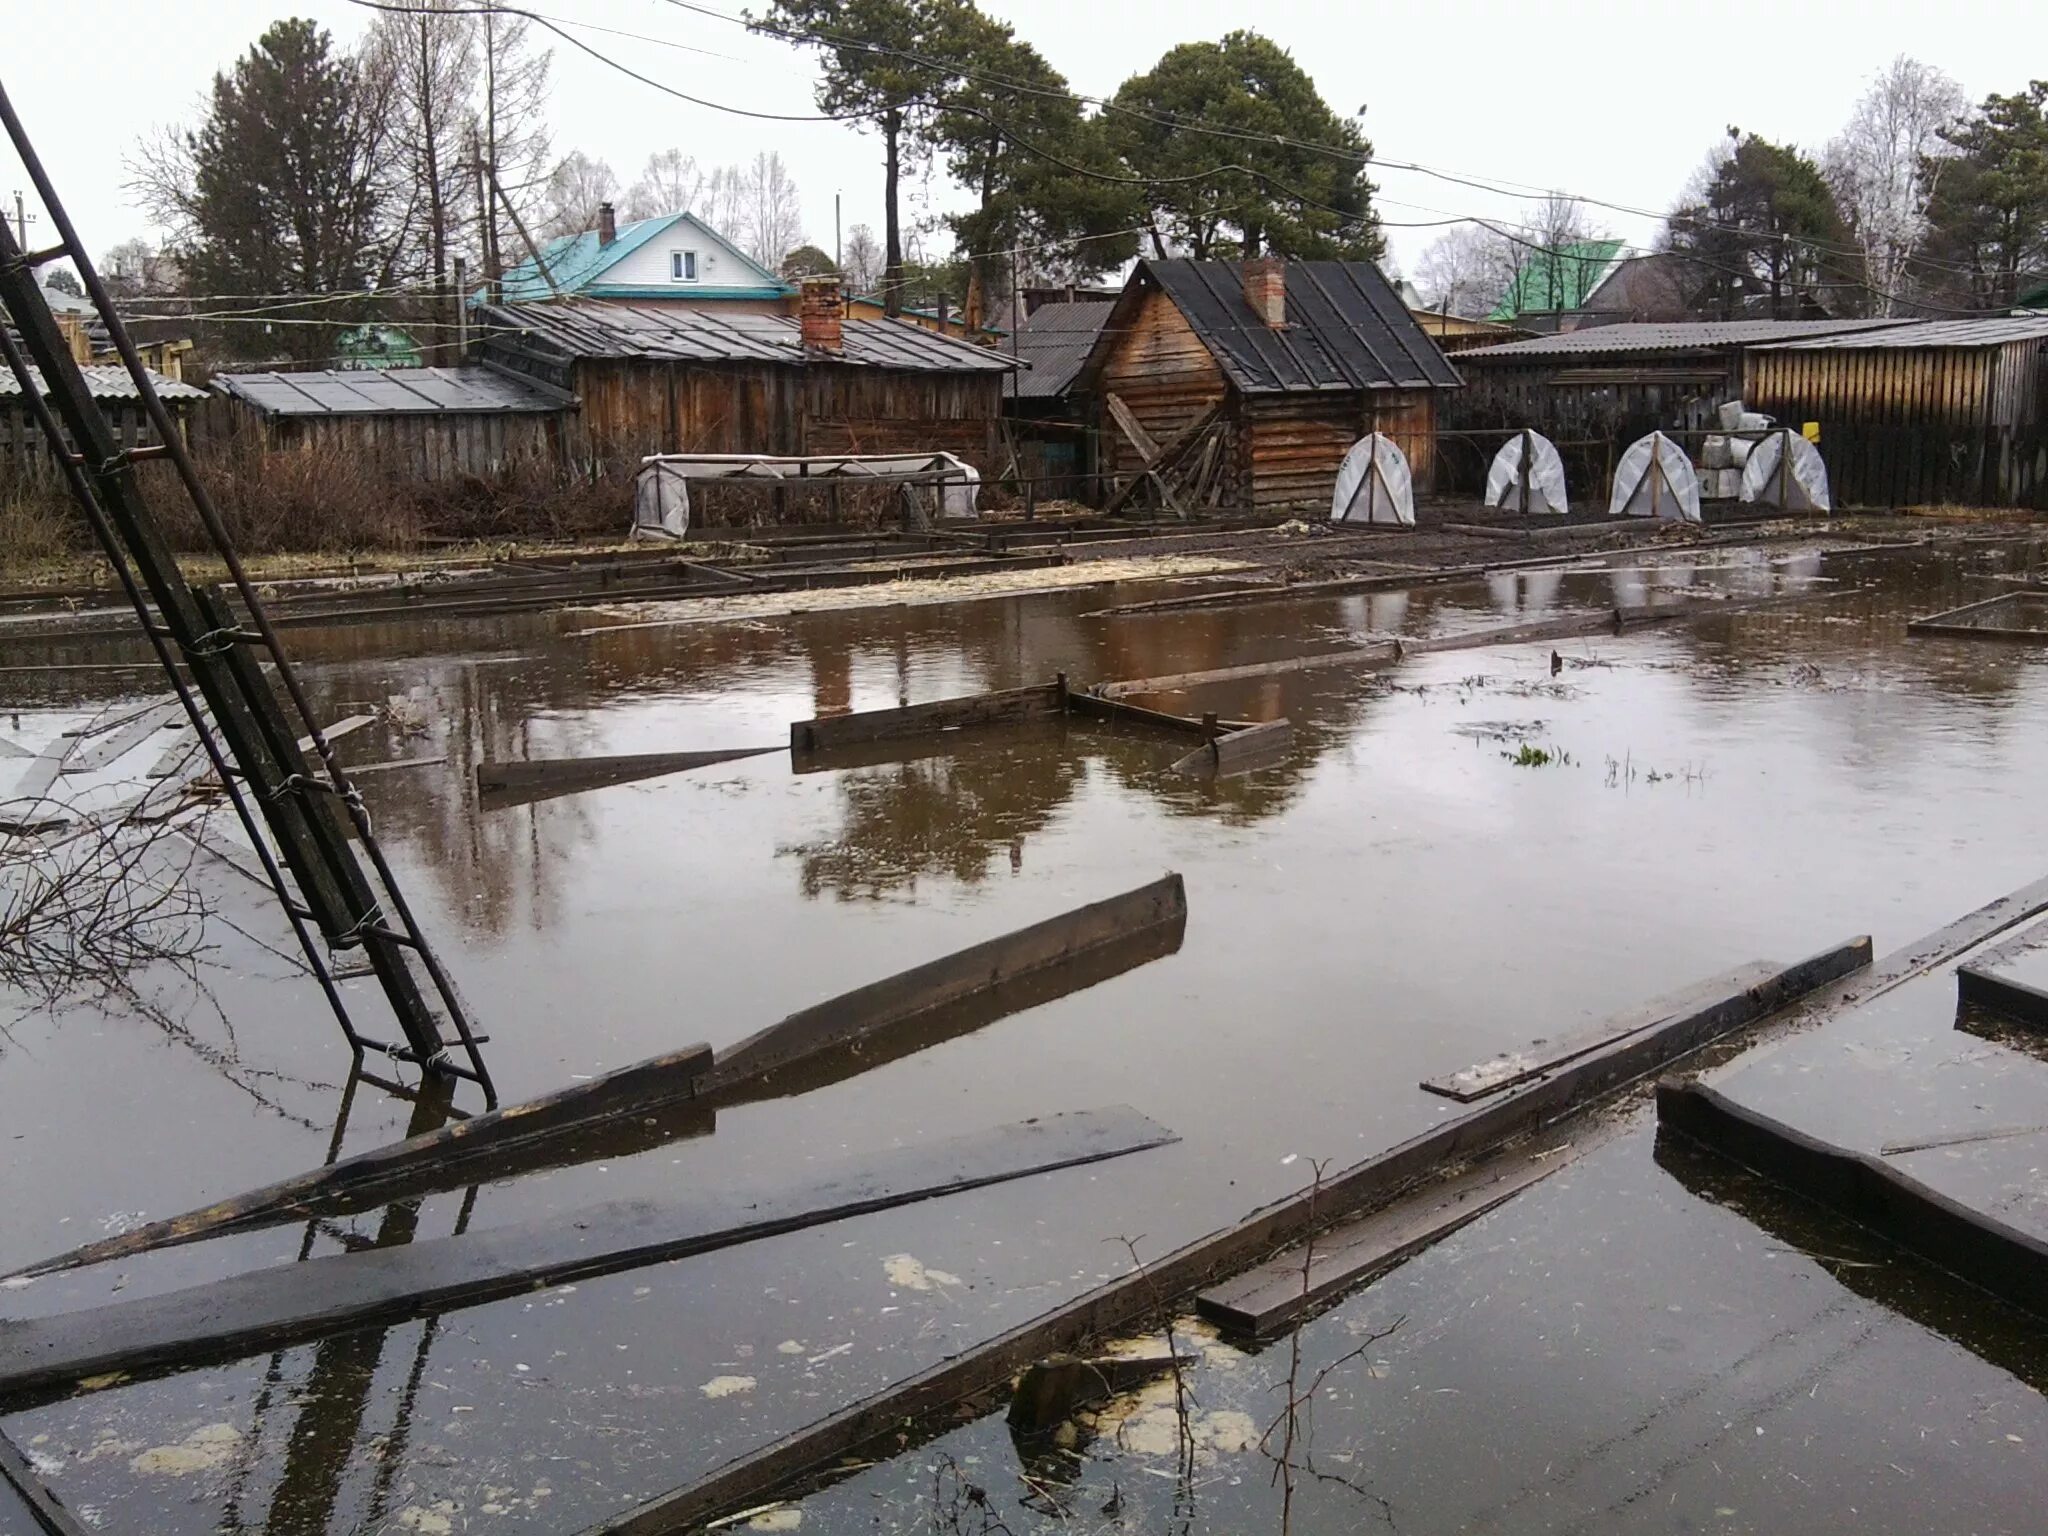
1906, 589, 2048, 641
0, 1427, 91, 1536
1957, 959, 2048, 1031
1170, 719, 1293, 778
0, 1107, 1177, 1403
1656, 1080, 2048, 1318
702, 873, 1187, 1095
8, 1043, 714, 1278
296, 714, 378, 754
579, 938, 1868, 1535
1422, 960, 1782, 1101
1195, 1142, 1578, 1338
791, 683, 1065, 755
476, 746, 779, 809
1006, 1349, 1201, 1436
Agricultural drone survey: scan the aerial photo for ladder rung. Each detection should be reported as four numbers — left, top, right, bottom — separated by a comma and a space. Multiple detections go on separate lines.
117, 443, 171, 463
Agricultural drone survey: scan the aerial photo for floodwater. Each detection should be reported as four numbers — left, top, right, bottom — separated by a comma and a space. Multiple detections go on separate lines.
5, 535, 2048, 1532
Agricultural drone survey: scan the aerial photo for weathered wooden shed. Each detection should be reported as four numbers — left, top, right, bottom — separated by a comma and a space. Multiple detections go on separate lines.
1745, 317, 2048, 509
474, 285, 1015, 480
201, 367, 576, 478
1004, 299, 1113, 499
1444, 318, 1911, 494
2, 364, 204, 488
1075, 258, 1463, 513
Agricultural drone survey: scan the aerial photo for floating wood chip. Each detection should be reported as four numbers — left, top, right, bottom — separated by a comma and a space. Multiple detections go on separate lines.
0, 1107, 1177, 1403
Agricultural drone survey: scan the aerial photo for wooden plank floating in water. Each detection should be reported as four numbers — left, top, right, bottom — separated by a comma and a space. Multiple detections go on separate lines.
1195, 1142, 1577, 1338
1956, 963, 2048, 1031
579, 937, 1869, 1535
0, 1108, 1176, 1404
17, 877, 1188, 1276
1169, 718, 1293, 777
9, 1043, 713, 1278
1906, 589, 2048, 641
1655, 1081, 2048, 1319
701, 873, 1187, 1095
0, 1427, 91, 1536
790, 683, 1065, 754
1422, 960, 1783, 1102
476, 746, 780, 808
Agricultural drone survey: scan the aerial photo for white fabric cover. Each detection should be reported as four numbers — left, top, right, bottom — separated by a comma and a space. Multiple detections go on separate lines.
1740, 430, 1831, 513
1330, 433, 1415, 526
1607, 432, 1701, 523
1484, 430, 1569, 515
630, 451, 983, 540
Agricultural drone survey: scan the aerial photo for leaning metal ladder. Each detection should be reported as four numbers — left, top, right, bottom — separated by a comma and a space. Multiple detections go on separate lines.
0, 84, 494, 1105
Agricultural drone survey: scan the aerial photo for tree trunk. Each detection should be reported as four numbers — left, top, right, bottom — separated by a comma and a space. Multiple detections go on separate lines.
883, 109, 904, 317
419, 17, 448, 361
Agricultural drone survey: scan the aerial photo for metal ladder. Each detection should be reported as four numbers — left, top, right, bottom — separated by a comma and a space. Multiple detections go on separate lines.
0, 84, 494, 1105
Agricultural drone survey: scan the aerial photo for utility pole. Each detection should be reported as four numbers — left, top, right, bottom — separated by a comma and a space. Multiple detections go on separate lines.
834, 192, 841, 274
12, 190, 31, 248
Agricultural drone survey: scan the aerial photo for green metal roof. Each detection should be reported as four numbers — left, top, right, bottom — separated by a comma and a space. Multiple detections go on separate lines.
1489, 238, 1625, 321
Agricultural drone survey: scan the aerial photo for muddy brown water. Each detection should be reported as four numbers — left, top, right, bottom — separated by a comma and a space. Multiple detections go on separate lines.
4, 537, 2048, 1532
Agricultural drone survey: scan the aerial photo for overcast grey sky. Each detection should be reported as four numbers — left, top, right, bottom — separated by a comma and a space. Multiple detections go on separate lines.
3, 0, 2041, 285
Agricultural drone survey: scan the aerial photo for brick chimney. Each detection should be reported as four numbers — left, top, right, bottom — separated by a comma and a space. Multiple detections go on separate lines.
1243, 254, 1286, 328
597, 202, 617, 246
800, 275, 844, 353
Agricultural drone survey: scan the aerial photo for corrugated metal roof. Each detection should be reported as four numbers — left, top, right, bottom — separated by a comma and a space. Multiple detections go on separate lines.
1008, 301, 1112, 399
1143, 260, 1462, 394
1457, 317, 1915, 361
1752, 316, 2048, 350
0, 364, 206, 402
212, 366, 574, 416
478, 301, 1019, 373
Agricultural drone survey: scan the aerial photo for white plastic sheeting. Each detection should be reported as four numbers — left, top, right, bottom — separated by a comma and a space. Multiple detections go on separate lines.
1741, 430, 1831, 513
1483, 430, 1569, 516
630, 452, 983, 540
1607, 432, 1701, 523
1330, 433, 1415, 526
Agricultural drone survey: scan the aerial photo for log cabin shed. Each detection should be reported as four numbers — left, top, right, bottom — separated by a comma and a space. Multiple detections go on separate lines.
474, 281, 1016, 480
1744, 316, 2048, 509
1075, 257, 1463, 513
202, 366, 576, 478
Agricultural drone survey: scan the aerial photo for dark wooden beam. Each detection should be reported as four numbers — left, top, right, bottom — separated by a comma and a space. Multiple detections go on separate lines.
0, 1108, 1177, 1404
1170, 718, 1294, 777
475, 746, 779, 809
8, 1043, 714, 1279
1655, 1080, 2048, 1318
1957, 963, 2048, 1030
789, 683, 1064, 755
0, 1428, 91, 1536
576, 936, 1869, 1535
701, 874, 1186, 1094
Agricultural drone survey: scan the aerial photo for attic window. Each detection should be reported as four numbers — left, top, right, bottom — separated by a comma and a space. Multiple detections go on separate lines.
670, 250, 699, 282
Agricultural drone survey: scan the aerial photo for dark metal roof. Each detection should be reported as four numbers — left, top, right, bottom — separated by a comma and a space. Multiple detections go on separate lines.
1752, 316, 2048, 350
0, 364, 205, 402
1142, 259, 1463, 394
477, 301, 1018, 374
212, 366, 574, 416
1008, 301, 1112, 399
1456, 317, 1914, 361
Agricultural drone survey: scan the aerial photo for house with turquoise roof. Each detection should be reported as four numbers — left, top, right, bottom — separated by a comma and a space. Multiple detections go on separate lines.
491, 204, 795, 312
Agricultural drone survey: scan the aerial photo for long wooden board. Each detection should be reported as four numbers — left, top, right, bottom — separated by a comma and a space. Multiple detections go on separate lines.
1956, 963, 2048, 1030
790, 683, 1064, 754
577, 936, 1869, 1535
8, 1043, 714, 1279
1655, 1081, 2048, 1318
701, 873, 1187, 1094
1195, 1142, 1578, 1337
1422, 960, 1783, 1101
0, 1108, 1177, 1403
1168, 719, 1294, 777
476, 746, 779, 808
0, 1427, 91, 1536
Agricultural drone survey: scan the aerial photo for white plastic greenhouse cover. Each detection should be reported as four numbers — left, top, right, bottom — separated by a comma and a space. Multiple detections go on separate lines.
630, 452, 982, 539
1607, 432, 1701, 523
1483, 430, 1570, 515
1330, 433, 1415, 526
1740, 430, 1831, 513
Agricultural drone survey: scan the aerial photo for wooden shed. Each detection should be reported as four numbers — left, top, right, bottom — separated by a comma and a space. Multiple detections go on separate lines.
474, 284, 1015, 481
1744, 317, 2048, 509
1444, 318, 1911, 495
2, 364, 204, 489
1075, 258, 1463, 514
201, 366, 576, 478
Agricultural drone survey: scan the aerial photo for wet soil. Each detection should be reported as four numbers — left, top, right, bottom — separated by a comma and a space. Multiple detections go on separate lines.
4, 527, 2048, 1532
